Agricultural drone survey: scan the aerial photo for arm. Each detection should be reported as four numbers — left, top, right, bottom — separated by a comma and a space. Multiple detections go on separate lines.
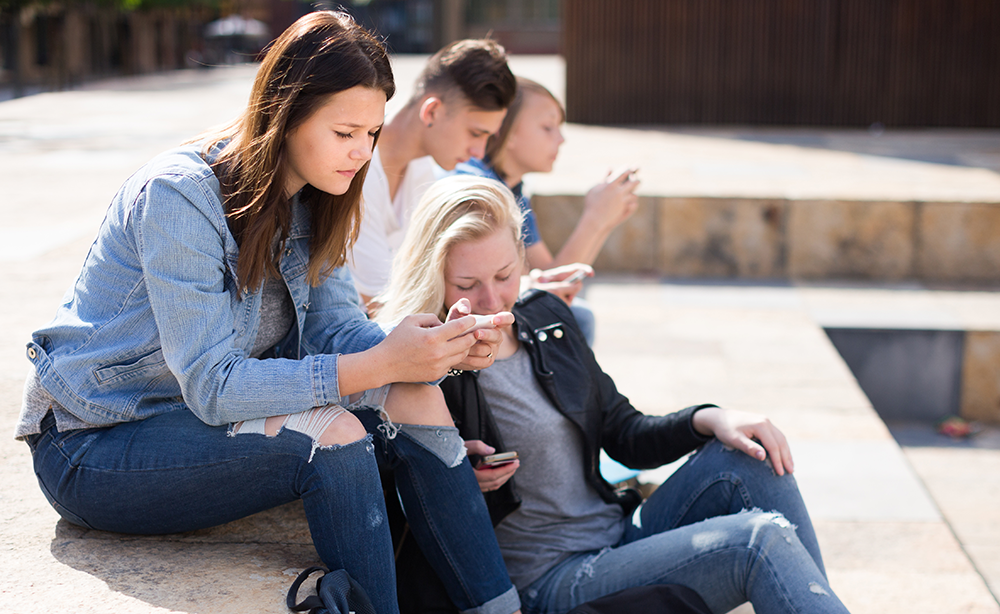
528, 168, 640, 270
137, 174, 345, 425
138, 174, 485, 424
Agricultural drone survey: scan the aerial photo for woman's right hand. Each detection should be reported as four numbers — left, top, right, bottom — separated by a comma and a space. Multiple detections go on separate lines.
376, 313, 482, 383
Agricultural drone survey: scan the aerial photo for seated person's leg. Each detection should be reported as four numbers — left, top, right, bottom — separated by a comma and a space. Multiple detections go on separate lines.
359, 383, 520, 614
523, 511, 848, 614
624, 438, 825, 576
37, 407, 398, 614
570, 296, 596, 346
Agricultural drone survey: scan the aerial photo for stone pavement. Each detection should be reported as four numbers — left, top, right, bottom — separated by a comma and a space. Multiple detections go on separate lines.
2, 58, 1000, 613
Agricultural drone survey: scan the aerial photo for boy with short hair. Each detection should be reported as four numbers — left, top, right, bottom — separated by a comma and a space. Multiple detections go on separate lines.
350, 39, 517, 305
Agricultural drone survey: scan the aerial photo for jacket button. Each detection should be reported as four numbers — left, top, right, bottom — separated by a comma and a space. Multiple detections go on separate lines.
538, 331, 548, 342
553, 329, 563, 339
27, 347, 37, 360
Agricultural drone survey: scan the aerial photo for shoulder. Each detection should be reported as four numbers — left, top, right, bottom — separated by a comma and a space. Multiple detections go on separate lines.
514, 289, 576, 327
129, 144, 220, 198
362, 147, 389, 207
455, 157, 496, 179
403, 155, 439, 201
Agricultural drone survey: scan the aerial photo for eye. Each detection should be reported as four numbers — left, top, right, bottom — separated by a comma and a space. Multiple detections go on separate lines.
368, 130, 379, 139
497, 273, 512, 282
335, 131, 352, 140
456, 284, 474, 292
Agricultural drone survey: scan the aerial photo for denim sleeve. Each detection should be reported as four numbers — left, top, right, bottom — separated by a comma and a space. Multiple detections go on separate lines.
133, 174, 345, 425
519, 194, 541, 247
300, 266, 388, 358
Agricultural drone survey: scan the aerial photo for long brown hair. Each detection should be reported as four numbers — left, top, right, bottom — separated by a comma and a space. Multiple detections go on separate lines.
201, 11, 394, 290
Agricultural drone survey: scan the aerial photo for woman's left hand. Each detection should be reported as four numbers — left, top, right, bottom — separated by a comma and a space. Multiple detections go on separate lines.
692, 407, 795, 476
446, 299, 513, 371
465, 440, 519, 492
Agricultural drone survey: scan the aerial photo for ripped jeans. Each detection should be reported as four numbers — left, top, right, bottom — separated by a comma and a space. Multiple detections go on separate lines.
26, 387, 518, 614
518, 439, 851, 614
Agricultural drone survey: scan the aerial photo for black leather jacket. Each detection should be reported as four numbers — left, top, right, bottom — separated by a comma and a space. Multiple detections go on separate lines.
440, 289, 715, 526
390, 290, 716, 614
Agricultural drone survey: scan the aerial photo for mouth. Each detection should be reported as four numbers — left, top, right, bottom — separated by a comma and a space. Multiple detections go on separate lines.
337, 168, 360, 178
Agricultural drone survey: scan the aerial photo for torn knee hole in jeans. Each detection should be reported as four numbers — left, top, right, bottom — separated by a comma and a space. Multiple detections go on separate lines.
571, 547, 612, 588
740, 508, 798, 549
399, 424, 467, 468
229, 405, 370, 462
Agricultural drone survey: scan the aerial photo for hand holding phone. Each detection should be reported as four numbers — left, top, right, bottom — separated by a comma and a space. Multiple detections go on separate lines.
466, 314, 499, 334
562, 268, 588, 284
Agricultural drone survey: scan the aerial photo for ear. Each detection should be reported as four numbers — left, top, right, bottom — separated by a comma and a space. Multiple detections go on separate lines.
419, 96, 443, 128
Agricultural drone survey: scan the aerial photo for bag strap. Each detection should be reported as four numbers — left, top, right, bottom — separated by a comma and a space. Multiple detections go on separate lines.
287, 566, 328, 613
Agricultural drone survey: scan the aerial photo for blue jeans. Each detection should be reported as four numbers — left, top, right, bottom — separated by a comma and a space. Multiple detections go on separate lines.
519, 439, 850, 614
27, 406, 518, 614
569, 297, 595, 347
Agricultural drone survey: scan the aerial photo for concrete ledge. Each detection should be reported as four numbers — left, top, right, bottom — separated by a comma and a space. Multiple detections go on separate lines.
533, 195, 1000, 283
963, 331, 1000, 423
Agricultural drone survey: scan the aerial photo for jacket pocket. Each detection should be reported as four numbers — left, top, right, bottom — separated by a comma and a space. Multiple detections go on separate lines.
94, 348, 167, 384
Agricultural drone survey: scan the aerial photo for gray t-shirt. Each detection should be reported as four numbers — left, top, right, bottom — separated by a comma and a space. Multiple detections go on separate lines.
478, 344, 624, 589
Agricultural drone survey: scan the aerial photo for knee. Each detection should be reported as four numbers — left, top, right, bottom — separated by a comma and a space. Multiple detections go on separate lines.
316, 411, 368, 447
742, 511, 799, 553
384, 383, 453, 427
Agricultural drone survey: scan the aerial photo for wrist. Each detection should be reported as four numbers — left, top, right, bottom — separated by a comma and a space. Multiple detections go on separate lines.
691, 405, 720, 437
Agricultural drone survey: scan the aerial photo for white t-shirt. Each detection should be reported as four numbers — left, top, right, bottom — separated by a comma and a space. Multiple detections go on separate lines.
349, 147, 439, 297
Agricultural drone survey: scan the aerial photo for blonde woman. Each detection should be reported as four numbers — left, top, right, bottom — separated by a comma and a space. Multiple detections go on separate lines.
378, 175, 851, 614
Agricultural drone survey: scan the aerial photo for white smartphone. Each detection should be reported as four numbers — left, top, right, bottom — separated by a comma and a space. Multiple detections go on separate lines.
563, 269, 588, 284
466, 314, 498, 333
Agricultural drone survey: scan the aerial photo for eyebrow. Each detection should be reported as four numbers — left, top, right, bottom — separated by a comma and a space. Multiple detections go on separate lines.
335, 122, 384, 130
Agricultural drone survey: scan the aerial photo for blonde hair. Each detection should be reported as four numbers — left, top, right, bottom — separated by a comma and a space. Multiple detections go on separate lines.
376, 175, 524, 323
486, 76, 565, 182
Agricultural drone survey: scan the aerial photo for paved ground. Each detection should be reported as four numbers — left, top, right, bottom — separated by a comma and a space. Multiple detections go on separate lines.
2, 58, 1000, 613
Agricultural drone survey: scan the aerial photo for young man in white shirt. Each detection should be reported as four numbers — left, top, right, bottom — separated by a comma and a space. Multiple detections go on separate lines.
350, 39, 517, 306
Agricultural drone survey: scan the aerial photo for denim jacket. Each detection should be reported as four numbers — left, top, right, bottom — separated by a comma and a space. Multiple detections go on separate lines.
26, 143, 386, 427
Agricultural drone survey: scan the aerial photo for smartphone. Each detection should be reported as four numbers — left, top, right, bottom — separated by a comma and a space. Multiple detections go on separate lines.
612, 166, 638, 183
563, 269, 588, 284
466, 314, 498, 333
478, 451, 518, 468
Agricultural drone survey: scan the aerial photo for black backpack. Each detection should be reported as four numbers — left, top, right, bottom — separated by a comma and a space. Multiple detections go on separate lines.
286, 566, 377, 614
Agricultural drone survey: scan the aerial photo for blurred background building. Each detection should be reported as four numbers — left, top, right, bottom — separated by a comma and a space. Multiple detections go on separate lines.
3, 0, 997, 127
0, 0, 558, 99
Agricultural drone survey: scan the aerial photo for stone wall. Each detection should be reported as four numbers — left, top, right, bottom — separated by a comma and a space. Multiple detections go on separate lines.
533, 195, 1000, 283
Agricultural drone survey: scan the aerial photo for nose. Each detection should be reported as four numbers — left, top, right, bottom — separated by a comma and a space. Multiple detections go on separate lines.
353, 137, 375, 161
556, 128, 566, 146
477, 283, 502, 312
469, 138, 488, 160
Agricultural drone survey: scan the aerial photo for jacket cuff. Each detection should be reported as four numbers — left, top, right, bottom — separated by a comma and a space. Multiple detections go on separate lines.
684, 403, 719, 443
